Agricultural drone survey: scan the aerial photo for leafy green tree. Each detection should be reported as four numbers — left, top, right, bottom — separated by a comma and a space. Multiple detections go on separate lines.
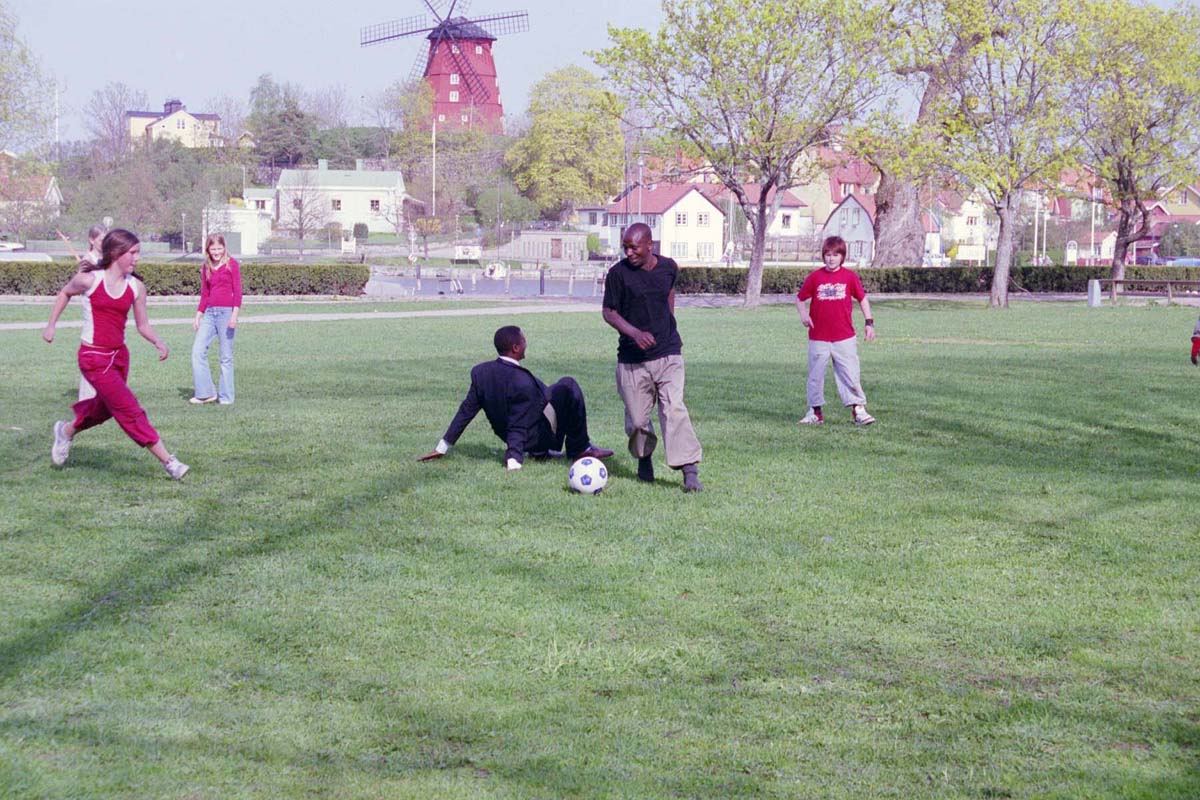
1070, 0, 1200, 278
471, 179, 539, 231
941, 0, 1081, 306
848, 0, 1001, 268
0, 3, 52, 154
247, 74, 316, 170
504, 66, 624, 221
595, 0, 887, 307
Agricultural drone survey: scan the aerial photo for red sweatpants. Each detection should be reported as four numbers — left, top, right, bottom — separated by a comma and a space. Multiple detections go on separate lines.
71, 345, 160, 447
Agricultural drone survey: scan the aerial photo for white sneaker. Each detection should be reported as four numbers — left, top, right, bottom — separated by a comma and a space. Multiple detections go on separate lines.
188, 396, 217, 405
853, 405, 876, 426
797, 408, 824, 425
164, 456, 190, 480
51, 420, 72, 465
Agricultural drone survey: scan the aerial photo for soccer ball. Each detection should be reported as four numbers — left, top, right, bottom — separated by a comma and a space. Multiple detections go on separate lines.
567, 457, 608, 494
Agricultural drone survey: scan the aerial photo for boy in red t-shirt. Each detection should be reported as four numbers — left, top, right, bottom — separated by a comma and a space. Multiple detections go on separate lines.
795, 236, 877, 425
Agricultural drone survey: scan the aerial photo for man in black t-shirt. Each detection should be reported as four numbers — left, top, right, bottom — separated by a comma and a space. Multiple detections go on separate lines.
601, 223, 703, 492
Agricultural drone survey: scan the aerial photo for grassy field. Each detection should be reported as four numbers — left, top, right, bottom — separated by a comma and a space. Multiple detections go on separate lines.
0, 300, 1197, 799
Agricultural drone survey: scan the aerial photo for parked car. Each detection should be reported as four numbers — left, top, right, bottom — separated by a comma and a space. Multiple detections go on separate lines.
1135, 254, 1166, 265
1167, 257, 1200, 267
0, 241, 26, 252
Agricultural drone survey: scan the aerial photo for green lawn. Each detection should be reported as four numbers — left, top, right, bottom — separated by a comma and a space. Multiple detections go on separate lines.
1, 300, 1197, 799
0, 298, 510, 324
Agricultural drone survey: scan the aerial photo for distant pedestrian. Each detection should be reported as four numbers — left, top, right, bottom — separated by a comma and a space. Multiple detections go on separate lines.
602, 222, 704, 492
190, 234, 242, 405
795, 235, 877, 426
42, 229, 189, 479
1190, 315, 1200, 365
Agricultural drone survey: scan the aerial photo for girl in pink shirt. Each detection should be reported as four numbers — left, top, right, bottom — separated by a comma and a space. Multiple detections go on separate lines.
42, 229, 189, 479
190, 233, 242, 405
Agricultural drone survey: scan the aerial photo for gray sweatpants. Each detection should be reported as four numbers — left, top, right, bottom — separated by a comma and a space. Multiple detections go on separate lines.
807, 336, 866, 408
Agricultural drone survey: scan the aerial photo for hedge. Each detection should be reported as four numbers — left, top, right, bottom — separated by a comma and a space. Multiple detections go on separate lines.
0, 262, 371, 296
675, 265, 1200, 295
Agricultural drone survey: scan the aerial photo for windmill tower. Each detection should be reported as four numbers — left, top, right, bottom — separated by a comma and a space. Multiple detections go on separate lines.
361, 1, 529, 133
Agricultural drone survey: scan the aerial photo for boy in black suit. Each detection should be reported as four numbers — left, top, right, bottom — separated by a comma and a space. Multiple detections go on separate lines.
418, 325, 613, 470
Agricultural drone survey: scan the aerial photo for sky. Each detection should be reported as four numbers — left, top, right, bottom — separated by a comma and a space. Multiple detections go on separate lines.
6, 0, 665, 142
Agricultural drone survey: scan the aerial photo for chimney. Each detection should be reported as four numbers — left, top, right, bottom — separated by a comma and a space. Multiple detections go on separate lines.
355, 159, 365, 171
164, 99, 184, 115
317, 159, 328, 170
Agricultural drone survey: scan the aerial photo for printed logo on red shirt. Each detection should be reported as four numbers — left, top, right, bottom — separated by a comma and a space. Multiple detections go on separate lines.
818, 283, 847, 300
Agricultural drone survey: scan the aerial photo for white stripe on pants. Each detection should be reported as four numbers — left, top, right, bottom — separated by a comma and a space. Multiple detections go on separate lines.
806, 336, 866, 408
616, 355, 702, 468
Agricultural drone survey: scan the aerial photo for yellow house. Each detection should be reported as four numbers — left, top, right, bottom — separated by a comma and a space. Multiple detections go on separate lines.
125, 99, 221, 149
1158, 183, 1200, 216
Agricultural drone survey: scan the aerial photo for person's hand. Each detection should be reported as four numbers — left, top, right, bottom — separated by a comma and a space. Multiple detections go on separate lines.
227, 318, 238, 331
632, 329, 656, 350
156, 342, 169, 361
417, 451, 444, 462
192, 314, 202, 333
42, 325, 55, 344
864, 326, 876, 343
800, 315, 814, 329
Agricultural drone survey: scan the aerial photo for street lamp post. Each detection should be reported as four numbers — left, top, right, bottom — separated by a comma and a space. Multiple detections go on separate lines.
181, 212, 186, 253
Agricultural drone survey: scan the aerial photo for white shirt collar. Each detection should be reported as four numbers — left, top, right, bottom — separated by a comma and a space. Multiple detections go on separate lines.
498, 356, 521, 367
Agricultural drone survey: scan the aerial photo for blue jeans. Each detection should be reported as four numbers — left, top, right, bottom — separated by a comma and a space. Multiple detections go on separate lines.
192, 307, 236, 403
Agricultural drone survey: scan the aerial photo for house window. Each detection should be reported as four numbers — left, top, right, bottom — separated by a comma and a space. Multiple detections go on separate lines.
841, 182, 854, 196
1180, 191, 1189, 204
370, 199, 380, 212
449, 91, 459, 103
331, 199, 342, 211
697, 212, 710, 226
438, 114, 446, 122
967, 216, 978, 226
292, 198, 302, 210
849, 207, 861, 225
781, 214, 792, 229
451, 44, 460, 54
255, 200, 266, 210
675, 212, 688, 225
851, 241, 864, 257
697, 242, 715, 259
450, 74, 460, 85
177, 119, 186, 130
475, 45, 483, 54
461, 115, 468, 122
671, 242, 688, 258
589, 212, 598, 225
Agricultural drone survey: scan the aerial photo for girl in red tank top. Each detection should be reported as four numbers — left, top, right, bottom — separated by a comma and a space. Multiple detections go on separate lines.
43, 229, 190, 479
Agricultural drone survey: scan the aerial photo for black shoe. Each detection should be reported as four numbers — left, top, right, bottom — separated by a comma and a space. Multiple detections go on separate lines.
572, 444, 614, 460
637, 456, 655, 482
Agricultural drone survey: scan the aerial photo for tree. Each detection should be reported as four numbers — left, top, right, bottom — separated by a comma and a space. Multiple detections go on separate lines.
85, 82, 148, 165
277, 168, 331, 253
1070, 0, 1200, 279
595, 0, 887, 307
0, 3, 52, 155
247, 74, 316, 172
941, 0, 1081, 307
848, 0, 1001, 268
504, 66, 624, 220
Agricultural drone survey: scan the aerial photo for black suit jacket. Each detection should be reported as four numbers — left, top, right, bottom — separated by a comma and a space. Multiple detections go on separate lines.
443, 358, 551, 463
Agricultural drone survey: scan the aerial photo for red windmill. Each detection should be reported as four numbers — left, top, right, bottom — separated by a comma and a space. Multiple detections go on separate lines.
361, 0, 529, 133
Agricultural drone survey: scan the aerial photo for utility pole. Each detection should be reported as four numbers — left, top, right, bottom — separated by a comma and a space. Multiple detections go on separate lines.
431, 119, 438, 218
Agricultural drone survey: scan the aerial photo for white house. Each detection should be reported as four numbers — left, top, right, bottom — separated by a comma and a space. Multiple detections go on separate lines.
202, 201, 272, 256
602, 184, 726, 263
823, 194, 876, 265
698, 184, 814, 239
276, 159, 415, 235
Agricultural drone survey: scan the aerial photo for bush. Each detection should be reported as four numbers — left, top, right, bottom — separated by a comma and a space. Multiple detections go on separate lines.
674, 265, 1200, 295
0, 261, 371, 296
353, 223, 369, 242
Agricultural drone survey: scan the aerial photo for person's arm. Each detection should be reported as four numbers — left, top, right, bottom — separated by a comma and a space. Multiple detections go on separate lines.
42, 272, 93, 343
418, 380, 482, 461
228, 259, 242, 330
668, 288, 675, 316
602, 306, 656, 350
194, 266, 209, 332
859, 296, 875, 342
132, 281, 169, 361
796, 296, 814, 328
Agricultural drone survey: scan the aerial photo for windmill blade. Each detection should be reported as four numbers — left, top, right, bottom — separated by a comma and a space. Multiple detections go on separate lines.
361, 15, 436, 46
425, 0, 472, 16
408, 43, 435, 84
468, 11, 530, 37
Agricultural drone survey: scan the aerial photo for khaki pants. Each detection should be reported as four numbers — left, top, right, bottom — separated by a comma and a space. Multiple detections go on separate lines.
616, 355, 702, 469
